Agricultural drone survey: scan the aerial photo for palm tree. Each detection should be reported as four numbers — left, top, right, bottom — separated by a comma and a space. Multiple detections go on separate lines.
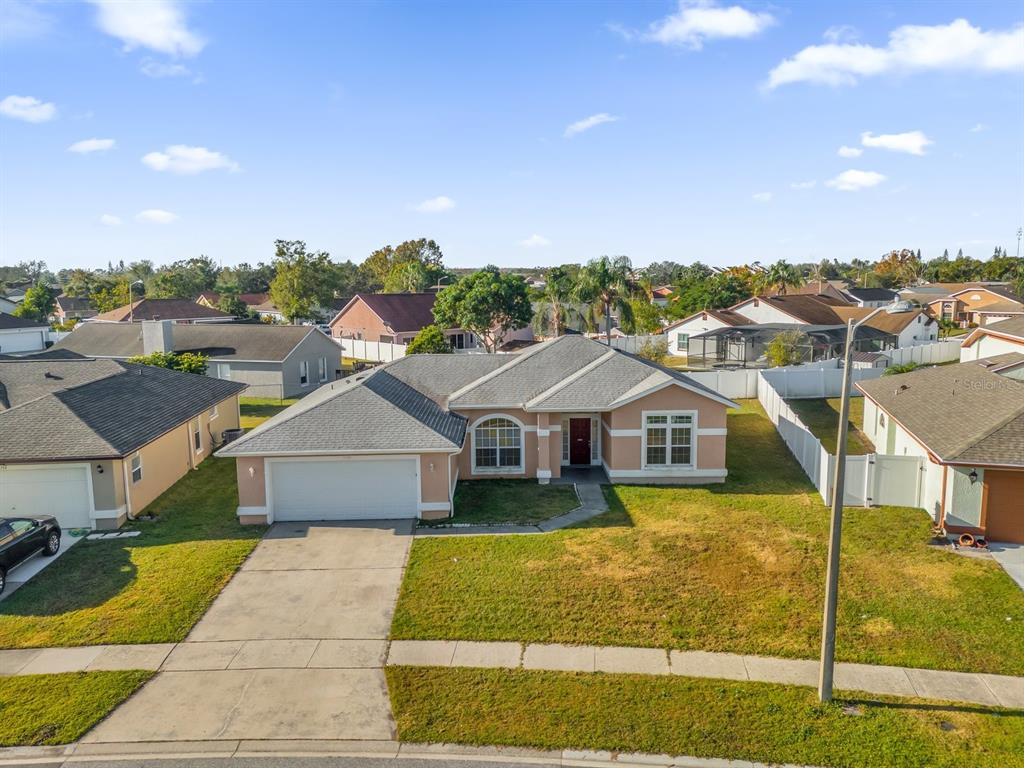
574, 255, 634, 345
757, 260, 804, 295
532, 266, 576, 338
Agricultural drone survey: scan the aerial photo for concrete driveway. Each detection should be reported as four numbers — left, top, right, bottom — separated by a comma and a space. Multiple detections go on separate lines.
85, 520, 414, 744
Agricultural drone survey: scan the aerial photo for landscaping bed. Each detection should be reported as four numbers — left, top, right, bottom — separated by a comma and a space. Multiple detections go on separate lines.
786, 397, 874, 454
387, 666, 1024, 768
419, 479, 580, 527
0, 671, 152, 746
0, 457, 262, 649
392, 401, 1024, 675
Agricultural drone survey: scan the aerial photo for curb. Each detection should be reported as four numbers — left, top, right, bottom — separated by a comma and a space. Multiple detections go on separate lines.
0, 740, 822, 768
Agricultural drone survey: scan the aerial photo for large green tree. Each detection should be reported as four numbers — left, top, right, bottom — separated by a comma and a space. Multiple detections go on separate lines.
362, 238, 445, 290
573, 255, 634, 345
12, 283, 58, 323
532, 266, 576, 338
150, 256, 219, 298
406, 325, 452, 354
269, 240, 337, 322
755, 260, 804, 295
433, 266, 532, 353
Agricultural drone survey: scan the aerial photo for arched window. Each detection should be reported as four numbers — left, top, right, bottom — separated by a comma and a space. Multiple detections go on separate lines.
473, 417, 522, 471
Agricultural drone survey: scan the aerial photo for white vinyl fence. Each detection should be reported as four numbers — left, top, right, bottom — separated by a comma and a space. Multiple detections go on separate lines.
601, 334, 666, 353
337, 338, 407, 363
756, 369, 924, 508
885, 338, 961, 366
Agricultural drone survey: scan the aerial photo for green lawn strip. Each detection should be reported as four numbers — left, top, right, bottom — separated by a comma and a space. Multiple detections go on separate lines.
0, 671, 152, 747
387, 666, 1024, 768
239, 396, 299, 429
786, 397, 873, 455
0, 457, 263, 649
391, 400, 1024, 675
419, 480, 580, 526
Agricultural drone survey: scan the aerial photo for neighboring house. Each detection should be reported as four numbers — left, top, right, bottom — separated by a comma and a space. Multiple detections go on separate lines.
51, 295, 97, 323
857, 354, 1024, 544
51, 320, 342, 399
0, 313, 48, 355
651, 285, 674, 307
330, 293, 482, 349
0, 296, 18, 314
781, 280, 853, 305
217, 335, 738, 523
664, 308, 752, 357
923, 286, 1024, 328
960, 316, 1024, 361
832, 305, 937, 348
0, 356, 244, 531
842, 287, 899, 307
90, 298, 234, 324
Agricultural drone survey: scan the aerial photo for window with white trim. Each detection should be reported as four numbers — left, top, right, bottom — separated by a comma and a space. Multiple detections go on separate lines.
299, 360, 309, 386
318, 356, 328, 382
676, 332, 689, 349
474, 417, 522, 471
645, 413, 693, 467
591, 416, 600, 462
131, 453, 143, 483
561, 417, 570, 463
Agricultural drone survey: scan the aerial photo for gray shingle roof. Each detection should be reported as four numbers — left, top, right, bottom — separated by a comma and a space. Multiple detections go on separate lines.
383, 353, 508, 404
0, 312, 47, 330
92, 298, 233, 322
218, 366, 466, 456
52, 322, 324, 362
857, 354, 1024, 466
0, 358, 246, 461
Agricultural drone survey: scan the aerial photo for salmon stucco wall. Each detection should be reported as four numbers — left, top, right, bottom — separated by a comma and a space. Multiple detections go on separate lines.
330, 299, 390, 341
454, 408, 540, 479
236, 457, 267, 509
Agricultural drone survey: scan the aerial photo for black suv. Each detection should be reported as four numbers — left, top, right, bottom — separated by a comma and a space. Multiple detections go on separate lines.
0, 516, 61, 595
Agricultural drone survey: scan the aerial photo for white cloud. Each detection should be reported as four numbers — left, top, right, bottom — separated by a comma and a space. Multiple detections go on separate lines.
823, 25, 859, 44
0, 94, 56, 123
860, 130, 932, 155
68, 138, 115, 154
140, 57, 191, 78
767, 19, 1024, 89
790, 180, 816, 189
142, 145, 239, 174
88, 0, 205, 57
99, 214, 122, 226
752, 192, 772, 202
0, 0, 55, 42
837, 145, 863, 158
641, 1, 776, 50
825, 169, 886, 192
564, 113, 619, 138
136, 209, 178, 223
970, 122, 988, 132
520, 234, 551, 248
413, 196, 456, 213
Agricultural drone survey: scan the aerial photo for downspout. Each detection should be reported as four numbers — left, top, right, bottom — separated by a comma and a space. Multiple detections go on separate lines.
122, 459, 134, 520
938, 464, 949, 529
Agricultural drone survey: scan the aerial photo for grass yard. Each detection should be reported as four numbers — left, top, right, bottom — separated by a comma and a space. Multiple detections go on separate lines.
787, 397, 874, 454
392, 400, 1024, 676
0, 457, 262, 649
239, 396, 299, 429
0, 671, 152, 746
420, 480, 580, 526
388, 667, 1024, 768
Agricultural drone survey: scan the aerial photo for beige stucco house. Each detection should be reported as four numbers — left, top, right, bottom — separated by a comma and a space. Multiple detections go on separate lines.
0, 355, 244, 530
218, 335, 737, 523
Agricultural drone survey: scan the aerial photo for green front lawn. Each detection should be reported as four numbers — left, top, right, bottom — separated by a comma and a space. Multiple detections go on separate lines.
787, 397, 874, 454
392, 401, 1024, 675
239, 396, 299, 429
0, 671, 152, 746
0, 457, 262, 649
420, 480, 580, 526
388, 667, 1024, 768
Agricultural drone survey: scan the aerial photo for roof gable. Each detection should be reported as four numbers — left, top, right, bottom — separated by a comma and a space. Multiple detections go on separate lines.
92, 299, 233, 322
334, 293, 439, 333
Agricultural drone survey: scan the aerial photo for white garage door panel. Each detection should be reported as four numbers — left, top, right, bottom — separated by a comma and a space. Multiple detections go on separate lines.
0, 330, 46, 354
0, 465, 92, 528
271, 458, 418, 520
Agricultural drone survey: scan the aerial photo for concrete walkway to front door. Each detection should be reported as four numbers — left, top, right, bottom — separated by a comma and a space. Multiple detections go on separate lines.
82, 520, 414, 744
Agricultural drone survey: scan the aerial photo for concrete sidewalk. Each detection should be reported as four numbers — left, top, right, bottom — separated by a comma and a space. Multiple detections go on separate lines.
386, 640, 1024, 709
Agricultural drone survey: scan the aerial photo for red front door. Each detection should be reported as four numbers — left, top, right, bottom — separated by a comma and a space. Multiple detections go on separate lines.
569, 418, 591, 465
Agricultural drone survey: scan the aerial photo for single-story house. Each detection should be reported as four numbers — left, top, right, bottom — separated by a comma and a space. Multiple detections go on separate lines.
687, 322, 893, 368
217, 335, 738, 523
0, 296, 20, 314
960, 316, 1024, 361
832, 305, 937, 348
0, 356, 245, 530
196, 291, 286, 322
51, 320, 342, 399
857, 354, 1024, 544
330, 292, 481, 349
841, 287, 899, 308
782, 280, 854, 305
0, 313, 48, 355
90, 298, 234, 324
663, 308, 753, 357
51, 295, 97, 323
919, 285, 1024, 328
651, 285, 674, 307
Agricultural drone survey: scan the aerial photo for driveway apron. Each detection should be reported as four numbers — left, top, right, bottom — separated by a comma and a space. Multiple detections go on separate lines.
85, 520, 414, 743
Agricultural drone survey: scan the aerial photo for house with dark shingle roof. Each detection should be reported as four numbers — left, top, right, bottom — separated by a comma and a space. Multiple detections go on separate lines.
90, 298, 234, 323
217, 335, 738, 524
51, 320, 343, 399
0, 312, 49, 355
0, 356, 245, 531
51, 295, 97, 323
857, 354, 1024, 544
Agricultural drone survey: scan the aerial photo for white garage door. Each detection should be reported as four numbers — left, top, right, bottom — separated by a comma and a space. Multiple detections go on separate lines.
270, 458, 419, 521
0, 464, 92, 528
0, 329, 46, 354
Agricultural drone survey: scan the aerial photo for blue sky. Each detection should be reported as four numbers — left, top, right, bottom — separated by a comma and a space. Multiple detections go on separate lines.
1, 1, 1022, 271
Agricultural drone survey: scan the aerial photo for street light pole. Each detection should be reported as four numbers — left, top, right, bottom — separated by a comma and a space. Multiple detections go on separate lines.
127, 280, 144, 323
818, 306, 885, 703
